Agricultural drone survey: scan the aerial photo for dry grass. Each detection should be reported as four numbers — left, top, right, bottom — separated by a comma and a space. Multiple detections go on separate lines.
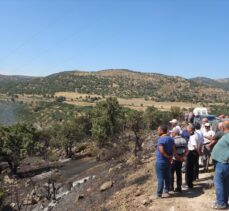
55, 92, 201, 111
55, 92, 101, 99
0, 91, 205, 111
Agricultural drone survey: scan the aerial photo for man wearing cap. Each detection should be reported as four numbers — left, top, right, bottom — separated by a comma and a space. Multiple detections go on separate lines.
211, 121, 229, 209
202, 123, 215, 171
170, 128, 188, 192
170, 119, 182, 135
200, 118, 209, 134
203, 123, 215, 144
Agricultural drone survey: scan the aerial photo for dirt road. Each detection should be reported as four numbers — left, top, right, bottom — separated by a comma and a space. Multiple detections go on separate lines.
49, 154, 219, 211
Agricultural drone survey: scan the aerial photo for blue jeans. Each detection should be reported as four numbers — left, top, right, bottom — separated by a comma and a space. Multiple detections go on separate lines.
214, 161, 229, 206
155, 162, 170, 196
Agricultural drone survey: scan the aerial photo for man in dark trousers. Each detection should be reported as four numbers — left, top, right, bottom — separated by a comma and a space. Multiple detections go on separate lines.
155, 125, 175, 198
170, 128, 188, 192
185, 124, 199, 189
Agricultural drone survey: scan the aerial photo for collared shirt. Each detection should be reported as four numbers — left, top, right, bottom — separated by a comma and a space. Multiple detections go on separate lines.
203, 130, 215, 144
188, 133, 198, 151
211, 133, 229, 163
195, 130, 204, 146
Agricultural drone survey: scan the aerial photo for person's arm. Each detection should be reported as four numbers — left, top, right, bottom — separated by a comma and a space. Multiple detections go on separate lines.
158, 145, 172, 159
204, 131, 215, 141
172, 144, 183, 162
195, 144, 201, 155
181, 146, 189, 162
206, 131, 217, 149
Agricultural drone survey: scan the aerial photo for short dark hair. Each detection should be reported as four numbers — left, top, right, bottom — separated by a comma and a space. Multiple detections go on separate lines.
194, 122, 201, 130
159, 124, 168, 134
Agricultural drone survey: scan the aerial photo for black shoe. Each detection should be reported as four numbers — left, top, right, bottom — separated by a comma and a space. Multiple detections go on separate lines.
174, 188, 182, 192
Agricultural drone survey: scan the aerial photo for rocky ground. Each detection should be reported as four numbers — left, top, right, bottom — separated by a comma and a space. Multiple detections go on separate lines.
1, 133, 224, 211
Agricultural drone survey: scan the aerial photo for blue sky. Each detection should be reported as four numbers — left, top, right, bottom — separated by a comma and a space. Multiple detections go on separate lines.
0, 0, 229, 79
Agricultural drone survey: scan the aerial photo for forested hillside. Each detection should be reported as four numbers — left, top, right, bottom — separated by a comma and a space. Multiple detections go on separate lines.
1, 69, 229, 103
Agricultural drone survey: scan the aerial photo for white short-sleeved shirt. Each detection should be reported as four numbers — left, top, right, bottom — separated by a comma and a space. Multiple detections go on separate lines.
203, 130, 215, 144
188, 133, 198, 151
200, 126, 206, 134
195, 130, 204, 146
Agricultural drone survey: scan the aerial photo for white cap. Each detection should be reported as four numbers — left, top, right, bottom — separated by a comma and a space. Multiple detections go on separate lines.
205, 122, 210, 127
169, 119, 178, 124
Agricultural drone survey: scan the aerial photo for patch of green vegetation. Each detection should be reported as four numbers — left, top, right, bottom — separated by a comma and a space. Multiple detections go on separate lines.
1, 70, 228, 103
209, 104, 229, 116
27, 101, 93, 127
0, 190, 5, 209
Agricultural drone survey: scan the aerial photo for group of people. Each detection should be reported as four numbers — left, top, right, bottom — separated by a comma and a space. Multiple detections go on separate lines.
155, 118, 229, 209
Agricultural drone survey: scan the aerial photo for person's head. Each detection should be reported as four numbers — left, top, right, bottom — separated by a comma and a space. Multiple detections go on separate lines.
223, 120, 229, 132
218, 122, 224, 131
194, 122, 201, 130
218, 114, 225, 119
170, 128, 180, 137
169, 119, 178, 126
157, 125, 168, 136
187, 124, 195, 134
181, 121, 188, 129
204, 122, 211, 131
202, 118, 208, 125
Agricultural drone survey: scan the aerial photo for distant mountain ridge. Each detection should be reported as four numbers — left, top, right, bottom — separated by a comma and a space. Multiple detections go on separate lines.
190, 77, 229, 90
0, 74, 35, 82
1, 69, 229, 103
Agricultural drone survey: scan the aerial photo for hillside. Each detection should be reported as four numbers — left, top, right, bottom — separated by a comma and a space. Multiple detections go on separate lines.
1, 69, 229, 103
0, 74, 36, 94
190, 77, 229, 91
0, 74, 35, 83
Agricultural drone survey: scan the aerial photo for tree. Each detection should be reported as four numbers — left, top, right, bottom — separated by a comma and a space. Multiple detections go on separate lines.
55, 96, 66, 103
126, 110, 144, 156
0, 189, 5, 210
91, 116, 110, 147
52, 116, 86, 158
0, 124, 38, 175
91, 97, 122, 146
144, 106, 172, 130
170, 106, 182, 119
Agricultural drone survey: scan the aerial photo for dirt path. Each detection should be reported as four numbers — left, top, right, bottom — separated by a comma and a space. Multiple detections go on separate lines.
101, 157, 219, 211
17, 153, 223, 211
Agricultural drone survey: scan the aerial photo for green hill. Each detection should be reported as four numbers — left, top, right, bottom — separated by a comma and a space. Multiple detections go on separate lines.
190, 77, 229, 91
1, 69, 229, 103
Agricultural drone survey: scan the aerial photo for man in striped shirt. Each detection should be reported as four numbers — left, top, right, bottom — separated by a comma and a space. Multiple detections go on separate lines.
170, 128, 188, 192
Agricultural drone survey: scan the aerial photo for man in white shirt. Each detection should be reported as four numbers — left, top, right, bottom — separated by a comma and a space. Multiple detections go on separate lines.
194, 123, 204, 179
200, 118, 209, 134
203, 123, 215, 144
186, 124, 199, 188
202, 122, 215, 171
